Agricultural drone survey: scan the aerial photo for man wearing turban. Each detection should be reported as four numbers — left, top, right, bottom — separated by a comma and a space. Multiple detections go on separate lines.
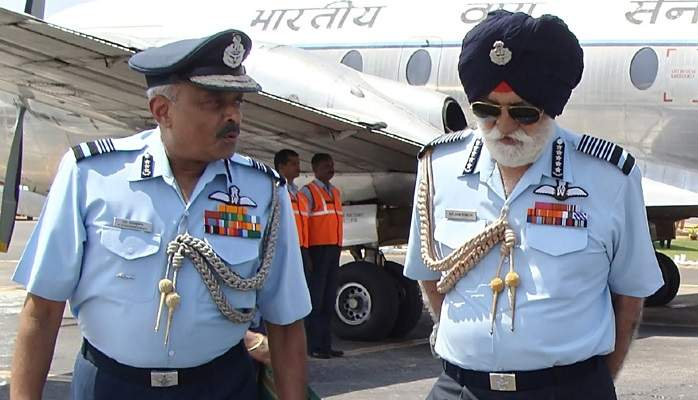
404, 11, 663, 400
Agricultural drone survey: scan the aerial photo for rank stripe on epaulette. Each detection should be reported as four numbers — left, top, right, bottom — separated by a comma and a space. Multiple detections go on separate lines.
576, 134, 634, 175
72, 138, 116, 162
248, 157, 286, 185
418, 130, 470, 158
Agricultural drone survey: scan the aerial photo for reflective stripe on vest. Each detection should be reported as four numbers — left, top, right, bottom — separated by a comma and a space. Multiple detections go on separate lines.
306, 182, 343, 246
289, 189, 310, 248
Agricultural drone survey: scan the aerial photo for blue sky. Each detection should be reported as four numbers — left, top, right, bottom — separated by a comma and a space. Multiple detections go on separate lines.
0, 0, 89, 16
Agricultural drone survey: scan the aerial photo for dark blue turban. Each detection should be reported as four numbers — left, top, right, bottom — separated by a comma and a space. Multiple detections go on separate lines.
458, 11, 584, 117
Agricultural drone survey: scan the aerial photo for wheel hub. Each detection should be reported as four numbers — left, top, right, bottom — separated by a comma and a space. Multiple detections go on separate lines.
335, 282, 372, 326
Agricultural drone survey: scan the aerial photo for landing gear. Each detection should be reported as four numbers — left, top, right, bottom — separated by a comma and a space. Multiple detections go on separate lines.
332, 248, 424, 341
645, 252, 680, 307
333, 261, 399, 341
384, 261, 423, 338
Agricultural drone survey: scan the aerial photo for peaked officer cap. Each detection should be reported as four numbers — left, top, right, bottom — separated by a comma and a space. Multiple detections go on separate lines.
129, 29, 261, 92
458, 11, 583, 117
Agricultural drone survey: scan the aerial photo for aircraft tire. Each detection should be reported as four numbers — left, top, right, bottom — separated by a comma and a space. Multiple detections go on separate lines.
332, 261, 399, 341
645, 252, 681, 307
384, 261, 423, 338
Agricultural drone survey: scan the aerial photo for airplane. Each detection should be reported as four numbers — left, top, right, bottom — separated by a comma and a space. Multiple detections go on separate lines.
1, 0, 697, 340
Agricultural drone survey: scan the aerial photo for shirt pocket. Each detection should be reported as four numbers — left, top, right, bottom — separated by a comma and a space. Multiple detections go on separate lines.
98, 226, 162, 302
525, 224, 588, 256
434, 218, 488, 255
196, 234, 261, 310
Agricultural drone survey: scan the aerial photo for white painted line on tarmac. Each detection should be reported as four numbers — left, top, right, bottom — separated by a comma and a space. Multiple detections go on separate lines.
680, 284, 698, 288
0, 260, 20, 263
343, 338, 429, 357
47, 373, 73, 383
640, 322, 698, 330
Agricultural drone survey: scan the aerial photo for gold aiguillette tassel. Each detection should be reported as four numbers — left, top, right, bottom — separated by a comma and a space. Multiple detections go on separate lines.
164, 292, 181, 346
155, 278, 174, 331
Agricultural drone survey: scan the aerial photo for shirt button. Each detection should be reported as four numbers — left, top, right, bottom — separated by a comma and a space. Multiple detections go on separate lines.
168, 350, 175, 357
127, 248, 134, 255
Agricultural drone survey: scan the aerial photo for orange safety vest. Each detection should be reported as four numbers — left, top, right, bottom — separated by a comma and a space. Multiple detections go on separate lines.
289, 189, 310, 248
305, 181, 343, 246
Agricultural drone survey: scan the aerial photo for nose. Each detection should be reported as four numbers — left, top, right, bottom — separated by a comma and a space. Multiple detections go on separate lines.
496, 107, 518, 135
224, 101, 242, 123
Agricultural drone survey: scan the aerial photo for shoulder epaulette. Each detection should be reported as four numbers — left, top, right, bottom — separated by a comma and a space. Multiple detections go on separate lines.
575, 134, 635, 175
418, 130, 472, 159
71, 136, 145, 162
233, 154, 286, 185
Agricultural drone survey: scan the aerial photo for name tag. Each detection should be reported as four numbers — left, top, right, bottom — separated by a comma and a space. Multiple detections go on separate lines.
445, 209, 477, 221
113, 218, 153, 233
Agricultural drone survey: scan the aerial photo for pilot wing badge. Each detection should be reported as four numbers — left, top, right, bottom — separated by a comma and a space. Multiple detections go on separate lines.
209, 185, 258, 207
534, 180, 588, 201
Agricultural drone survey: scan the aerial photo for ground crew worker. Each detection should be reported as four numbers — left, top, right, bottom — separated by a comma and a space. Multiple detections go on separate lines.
300, 153, 344, 359
404, 11, 664, 399
274, 149, 312, 275
10, 29, 311, 400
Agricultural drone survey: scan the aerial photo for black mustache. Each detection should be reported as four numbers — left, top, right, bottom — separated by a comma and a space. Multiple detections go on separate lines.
216, 122, 240, 138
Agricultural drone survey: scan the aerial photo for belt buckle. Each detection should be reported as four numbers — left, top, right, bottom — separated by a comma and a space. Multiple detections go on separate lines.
150, 371, 178, 387
489, 372, 516, 391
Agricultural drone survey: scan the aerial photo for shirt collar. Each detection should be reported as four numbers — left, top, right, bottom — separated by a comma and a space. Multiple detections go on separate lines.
128, 128, 171, 182
313, 178, 332, 191
466, 125, 574, 183
129, 127, 230, 186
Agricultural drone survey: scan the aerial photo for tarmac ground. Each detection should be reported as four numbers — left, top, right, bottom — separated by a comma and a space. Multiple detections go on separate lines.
1, 221, 698, 399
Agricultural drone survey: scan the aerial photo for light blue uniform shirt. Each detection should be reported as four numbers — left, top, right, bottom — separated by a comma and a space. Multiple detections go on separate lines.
13, 129, 311, 368
405, 126, 663, 372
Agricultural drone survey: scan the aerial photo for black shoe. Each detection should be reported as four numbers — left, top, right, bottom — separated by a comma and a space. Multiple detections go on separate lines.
329, 349, 344, 357
310, 351, 331, 359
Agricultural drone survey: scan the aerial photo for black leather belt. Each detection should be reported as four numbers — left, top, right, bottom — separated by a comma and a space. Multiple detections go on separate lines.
81, 339, 244, 387
443, 356, 603, 392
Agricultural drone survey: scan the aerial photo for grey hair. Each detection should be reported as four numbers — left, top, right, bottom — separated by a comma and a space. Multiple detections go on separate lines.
146, 84, 179, 101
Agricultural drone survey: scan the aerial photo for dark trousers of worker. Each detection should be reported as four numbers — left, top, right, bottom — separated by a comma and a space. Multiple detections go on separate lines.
305, 244, 341, 353
70, 340, 257, 400
427, 356, 617, 400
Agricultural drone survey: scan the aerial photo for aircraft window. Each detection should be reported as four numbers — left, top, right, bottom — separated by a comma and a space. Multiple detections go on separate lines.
406, 49, 432, 86
341, 50, 363, 72
630, 47, 658, 90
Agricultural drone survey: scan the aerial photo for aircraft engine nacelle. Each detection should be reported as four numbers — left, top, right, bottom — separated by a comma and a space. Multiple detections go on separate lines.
245, 44, 463, 144
359, 74, 467, 133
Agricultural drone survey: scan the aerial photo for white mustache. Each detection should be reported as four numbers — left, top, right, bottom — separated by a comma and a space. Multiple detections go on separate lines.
483, 127, 534, 144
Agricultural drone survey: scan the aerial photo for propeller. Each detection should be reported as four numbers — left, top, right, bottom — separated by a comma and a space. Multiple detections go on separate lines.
0, 106, 27, 252
0, 0, 46, 252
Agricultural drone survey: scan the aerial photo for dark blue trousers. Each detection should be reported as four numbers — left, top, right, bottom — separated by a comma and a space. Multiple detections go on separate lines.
305, 245, 341, 353
70, 348, 257, 400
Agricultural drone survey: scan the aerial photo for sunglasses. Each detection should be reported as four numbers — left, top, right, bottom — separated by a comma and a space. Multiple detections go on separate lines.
470, 101, 543, 125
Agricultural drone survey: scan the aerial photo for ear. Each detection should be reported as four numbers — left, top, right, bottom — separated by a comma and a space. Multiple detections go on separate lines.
149, 96, 173, 128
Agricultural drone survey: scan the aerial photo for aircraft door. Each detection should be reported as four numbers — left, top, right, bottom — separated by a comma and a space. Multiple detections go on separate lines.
397, 37, 442, 90
662, 47, 698, 105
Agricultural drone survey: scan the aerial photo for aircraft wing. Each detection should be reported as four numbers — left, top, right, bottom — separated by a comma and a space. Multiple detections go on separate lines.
0, 6, 422, 196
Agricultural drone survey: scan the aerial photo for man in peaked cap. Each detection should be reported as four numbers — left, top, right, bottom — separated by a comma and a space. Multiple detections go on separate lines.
404, 11, 663, 400
11, 30, 311, 400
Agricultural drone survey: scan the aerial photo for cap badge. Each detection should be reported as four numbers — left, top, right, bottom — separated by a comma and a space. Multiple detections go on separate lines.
489, 41, 512, 66
223, 34, 245, 69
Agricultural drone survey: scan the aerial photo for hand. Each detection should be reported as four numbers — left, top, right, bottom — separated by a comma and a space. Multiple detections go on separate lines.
429, 322, 440, 359
244, 331, 271, 366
